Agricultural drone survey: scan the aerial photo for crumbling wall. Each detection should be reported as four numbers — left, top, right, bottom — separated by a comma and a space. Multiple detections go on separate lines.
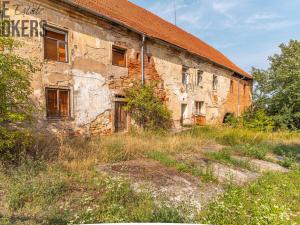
9, 0, 252, 135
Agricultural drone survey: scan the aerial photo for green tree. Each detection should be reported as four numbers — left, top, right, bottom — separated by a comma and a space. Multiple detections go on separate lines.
252, 40, 300, 129
124, 83, 172, 131
0, 37, 38, 164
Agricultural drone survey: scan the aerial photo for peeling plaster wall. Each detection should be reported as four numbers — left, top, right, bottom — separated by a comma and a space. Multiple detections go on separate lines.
8, 0, 252, 135
72, 69, 111, 126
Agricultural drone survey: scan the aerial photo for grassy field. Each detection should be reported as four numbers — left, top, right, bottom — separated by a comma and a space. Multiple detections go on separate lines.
0, 126, 299, 224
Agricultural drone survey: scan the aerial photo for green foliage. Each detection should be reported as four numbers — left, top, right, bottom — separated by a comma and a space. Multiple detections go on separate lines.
0, 37, 39, 164
252, 40, 300, 130
232, 144, 268, 160
187, 126, 265, 146
5, 168, 68, 211
223, 113, 240, 128
206, 150, 253, 171
242, 109, 275, 131
199, 170, 300, 224
280, 153, 296, 168
68, 177, 192, 224
124, 83, 172, 131
0, 37, 37, 123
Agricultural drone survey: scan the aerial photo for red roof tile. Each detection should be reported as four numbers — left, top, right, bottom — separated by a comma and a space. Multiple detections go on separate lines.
70, 0, 251, 78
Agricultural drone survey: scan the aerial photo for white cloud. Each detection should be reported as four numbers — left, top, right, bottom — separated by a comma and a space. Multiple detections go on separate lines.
245, 13, 282, 24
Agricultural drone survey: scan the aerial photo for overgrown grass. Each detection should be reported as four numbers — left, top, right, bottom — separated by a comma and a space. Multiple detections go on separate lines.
147, 151, 215, 182
0, 126, 299, 224
199, 169, 300, 225
0, 163, 194, 224
205, 150, 254, 171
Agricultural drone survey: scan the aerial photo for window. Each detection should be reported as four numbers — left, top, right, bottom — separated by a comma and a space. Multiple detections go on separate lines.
112, 46, 126, 67
182, 67, 189, 85
197, 70, 203, 86
44, 27, 68, 63
46, 88, 70, 118
230, 80, 234, 93
213, 75, 218, 90
195, 101, 204, 115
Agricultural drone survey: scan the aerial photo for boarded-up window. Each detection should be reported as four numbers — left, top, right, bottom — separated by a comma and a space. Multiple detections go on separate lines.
195, 101, 205, 115
46, 88, 70, 118
44, 27, 68, 63
112, 46, 126, 67
230, 80, 234, 93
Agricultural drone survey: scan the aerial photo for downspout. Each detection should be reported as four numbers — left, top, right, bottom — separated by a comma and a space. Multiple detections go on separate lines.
141, 34, 146, 86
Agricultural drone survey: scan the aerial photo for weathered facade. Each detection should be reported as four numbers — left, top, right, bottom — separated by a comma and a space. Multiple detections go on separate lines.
6, 0, 252, 135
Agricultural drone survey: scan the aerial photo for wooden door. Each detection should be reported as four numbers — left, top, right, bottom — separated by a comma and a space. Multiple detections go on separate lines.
115, 102, 127, 132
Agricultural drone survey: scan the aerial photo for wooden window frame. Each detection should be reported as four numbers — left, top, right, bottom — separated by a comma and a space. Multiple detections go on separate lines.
46, 88, 71, 119
44, 26, 68, 63
112, 45, 127, 67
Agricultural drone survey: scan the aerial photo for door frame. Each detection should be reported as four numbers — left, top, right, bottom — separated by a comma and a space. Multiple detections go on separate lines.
112, 97, 129, 133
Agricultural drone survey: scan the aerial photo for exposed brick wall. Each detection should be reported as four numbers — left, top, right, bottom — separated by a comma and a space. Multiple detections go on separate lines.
222, 78, 252, 121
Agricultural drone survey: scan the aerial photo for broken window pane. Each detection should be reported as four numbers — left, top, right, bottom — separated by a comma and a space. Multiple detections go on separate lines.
112, 46, 126, 67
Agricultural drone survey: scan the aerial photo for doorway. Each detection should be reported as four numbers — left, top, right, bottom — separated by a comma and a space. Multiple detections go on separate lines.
181, 104, 188, 125
114, 101, 128, 132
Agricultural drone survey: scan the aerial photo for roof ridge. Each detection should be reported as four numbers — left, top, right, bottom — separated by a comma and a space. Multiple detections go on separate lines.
70, 0, 251, 78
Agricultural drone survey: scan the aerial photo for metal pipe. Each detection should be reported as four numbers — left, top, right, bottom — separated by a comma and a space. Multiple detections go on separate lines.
141, 34, 146, 86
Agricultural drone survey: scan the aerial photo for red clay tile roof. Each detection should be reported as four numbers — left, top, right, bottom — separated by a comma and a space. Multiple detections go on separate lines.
70, 0, 251, 78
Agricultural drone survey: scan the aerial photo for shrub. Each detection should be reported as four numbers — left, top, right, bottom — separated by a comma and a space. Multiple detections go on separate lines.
124, 83, 172, 131
242, 109, 275, 131
223, 113, 240, 128
0, 36, 39, 165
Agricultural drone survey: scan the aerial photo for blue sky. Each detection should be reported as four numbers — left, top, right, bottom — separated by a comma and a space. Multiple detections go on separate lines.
130, 0, 300, 73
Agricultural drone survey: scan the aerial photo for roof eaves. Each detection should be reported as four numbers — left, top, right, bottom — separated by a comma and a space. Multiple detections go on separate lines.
61, 0, 252, 79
